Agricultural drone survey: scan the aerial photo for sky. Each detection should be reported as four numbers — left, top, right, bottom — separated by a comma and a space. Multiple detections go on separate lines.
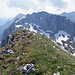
0, 0, 75, 19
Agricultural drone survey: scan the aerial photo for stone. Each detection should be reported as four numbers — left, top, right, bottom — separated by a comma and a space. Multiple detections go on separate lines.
16, 38, 21, 41
12, 43, 14, 47
0, 57, 4, 60
23, 29, 26, 33
2, 49, 9, 54
22, 36, 26, 39
7, 49, 14, 53
15, 61, 17, 64
53, 73, 57, 75
21, 63, 35, 74
57, 72, 60, 75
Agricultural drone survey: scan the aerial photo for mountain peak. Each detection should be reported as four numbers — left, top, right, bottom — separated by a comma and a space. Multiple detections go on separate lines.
14, 13, 25, 19
60, 11, 75, 22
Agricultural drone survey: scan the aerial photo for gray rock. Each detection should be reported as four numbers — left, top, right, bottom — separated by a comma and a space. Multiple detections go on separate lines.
53, 72, 60, 75
21, 63, 35, 74
7, 49, 14, 54
22, 36, 26, 39
16, 38, 21, 41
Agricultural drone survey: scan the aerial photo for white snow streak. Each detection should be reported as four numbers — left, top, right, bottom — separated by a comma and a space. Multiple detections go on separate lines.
46, 30, 53, 33
15, 16, 26, 23
64, 43, 68, 47
15, 25, 22, 28
29, 24, 37, 33
66, 18, 68, 20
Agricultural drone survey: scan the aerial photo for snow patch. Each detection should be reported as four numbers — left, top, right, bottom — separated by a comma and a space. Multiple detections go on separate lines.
56, 35, 69, 45
31, 23, 40, 28
70, 41, 73, 43
39, 29, 49, 38
15, 16, 26, 23
40, 17, 42, 20
55, 30, 71, 39
73, 53, 75, 56
66, 18, 68, 20
23, 27, 25, 29
29, 23, 37, 33
25, 23, 28, 25
53, 46, 56, 48
29, 23, 50, 38
46, 30, 53, 33
15, 25, 22, 28
70, 45, 74, 49
61, 46, 65, 50
55, 30, 71, 45
64, 43, 68, 47
15, 22, 50, 39
35, 24, 40, 28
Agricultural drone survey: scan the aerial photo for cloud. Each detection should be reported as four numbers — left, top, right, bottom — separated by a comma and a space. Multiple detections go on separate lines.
0, 0, 27, 18
63, 0, 75, 12
7, 0, 42, 11
49, 0, 67, 8
0, 0, 75, 19
8, 0, 33, 10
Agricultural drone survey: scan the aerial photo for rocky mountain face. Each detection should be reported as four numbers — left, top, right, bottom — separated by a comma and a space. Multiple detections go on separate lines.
0, 13, 25, 42
0, 20, 12, 41
2, 11, 75, 55
61, 12, 75, 22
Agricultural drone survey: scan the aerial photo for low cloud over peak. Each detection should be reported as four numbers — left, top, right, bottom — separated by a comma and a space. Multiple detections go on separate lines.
0, 0, 75, 19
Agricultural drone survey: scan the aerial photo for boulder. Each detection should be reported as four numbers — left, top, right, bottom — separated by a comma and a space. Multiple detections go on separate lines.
7, 49, 14, 53
53, 72, 60, 75
22, 36, 26, 39
21, 63, 35, 74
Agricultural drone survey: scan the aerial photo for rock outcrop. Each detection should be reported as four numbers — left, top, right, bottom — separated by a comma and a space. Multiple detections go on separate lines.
21, 63, 35, 74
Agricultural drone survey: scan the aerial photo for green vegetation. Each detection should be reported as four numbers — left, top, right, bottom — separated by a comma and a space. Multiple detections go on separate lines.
0, 30, 75, 75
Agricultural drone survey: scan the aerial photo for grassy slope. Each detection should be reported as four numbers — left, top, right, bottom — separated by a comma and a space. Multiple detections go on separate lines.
0, 30, 75, 75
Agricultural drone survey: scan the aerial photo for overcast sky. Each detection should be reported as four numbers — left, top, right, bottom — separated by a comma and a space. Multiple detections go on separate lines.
0, 0, 75, 19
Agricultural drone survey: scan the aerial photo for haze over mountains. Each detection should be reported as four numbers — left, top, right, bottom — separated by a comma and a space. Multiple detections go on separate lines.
61, 12, 75, 22
0, 18, 9, 26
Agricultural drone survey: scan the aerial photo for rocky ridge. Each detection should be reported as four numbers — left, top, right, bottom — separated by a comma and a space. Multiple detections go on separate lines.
0, 29, 75, 75
2, 11, 75, 56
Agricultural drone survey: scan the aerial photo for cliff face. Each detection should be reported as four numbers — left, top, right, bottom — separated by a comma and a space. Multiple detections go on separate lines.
1, 36, 9, 47
3, 23, 15, 38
